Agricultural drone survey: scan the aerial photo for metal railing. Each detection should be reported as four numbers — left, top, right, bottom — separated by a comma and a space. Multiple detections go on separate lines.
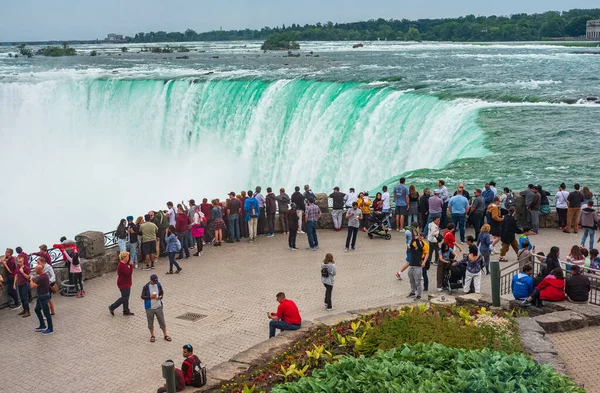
26, 230, 117, 268
499, 253, 600, 306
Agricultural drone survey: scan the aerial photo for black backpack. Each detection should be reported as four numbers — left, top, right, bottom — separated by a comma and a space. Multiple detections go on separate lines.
72, 252, 80, 266
249, 202, 258, 218
321, 266, 329, 278
505, 193, 516, 209
189, 356, 207, 387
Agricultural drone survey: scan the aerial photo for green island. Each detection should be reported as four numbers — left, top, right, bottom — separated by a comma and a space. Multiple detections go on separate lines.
125, 8, 600, 44
215, 306, 583, 393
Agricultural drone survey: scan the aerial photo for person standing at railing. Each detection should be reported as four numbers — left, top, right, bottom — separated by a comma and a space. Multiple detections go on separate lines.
418, 188, 430, 231
291, 186, 305, 234
140, 214, 159, 270
382, 185, 392, 229
276, 188, 290, 235
265, 188, 277, 238
329, 186, 346, 232
394, 178, 409, 232
469, 189, 486, 241
528, 186, 541, 235
226, 192, 242, 243
578, 200, 599, 250
128, 216, 141, 268
116, 219, 128, 252
555, 183, 569, 230
498, 207, 522, 262
565, 183, 584, 234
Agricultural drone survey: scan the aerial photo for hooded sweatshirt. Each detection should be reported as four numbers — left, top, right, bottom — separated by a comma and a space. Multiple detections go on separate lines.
579, 207, 599, 229
536, 275, 565, 301
512, 272, 534, 299
266, 193, 277, 214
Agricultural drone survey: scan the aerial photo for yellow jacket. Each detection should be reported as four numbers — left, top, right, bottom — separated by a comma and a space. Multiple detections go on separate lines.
487, 204, 503, 223
357, 198, 371, 214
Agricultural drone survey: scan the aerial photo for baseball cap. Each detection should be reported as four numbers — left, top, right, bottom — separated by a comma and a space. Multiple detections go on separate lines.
229, 191, 236, 196
150, 274, 158, 282
433, 189, 440, 194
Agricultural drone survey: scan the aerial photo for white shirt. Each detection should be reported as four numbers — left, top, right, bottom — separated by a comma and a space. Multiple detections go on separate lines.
44, 264, 56, 283
555, 190, 569, 209
344, 192, 358, 207
382, 192, 391, 210
490, 186, 497, 197
167, 208, 176, 226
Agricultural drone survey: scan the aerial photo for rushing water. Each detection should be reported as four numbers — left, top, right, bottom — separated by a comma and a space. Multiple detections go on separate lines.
1, 41, 599, 248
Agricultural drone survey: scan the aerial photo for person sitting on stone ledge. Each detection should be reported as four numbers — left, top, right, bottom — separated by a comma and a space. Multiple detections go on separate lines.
522, 267, 565, 307
156, 359, 185, 393
565, 265, 590, 303
267, 292, 302, 338
512, 264, 534, 300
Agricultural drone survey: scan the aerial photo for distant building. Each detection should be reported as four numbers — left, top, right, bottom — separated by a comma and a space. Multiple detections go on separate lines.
587, 19, 600, 39
106, 33, 124, 42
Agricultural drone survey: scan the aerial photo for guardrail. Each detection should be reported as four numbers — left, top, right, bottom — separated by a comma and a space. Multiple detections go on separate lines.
499, 253, 600, 306
27, 230, 118, 268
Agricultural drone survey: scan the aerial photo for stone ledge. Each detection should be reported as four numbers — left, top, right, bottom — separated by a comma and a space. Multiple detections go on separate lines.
533, 311, 588, 333
208, 361, 250, 382
230, 334, 295, 365
516, 317, 546, 336
190, 376, 222, 392
346, 301, 413, 316
531, 352, 567, 375
313, 312, 356, 326
554, 302, 600, 326
520, 331, 558, 355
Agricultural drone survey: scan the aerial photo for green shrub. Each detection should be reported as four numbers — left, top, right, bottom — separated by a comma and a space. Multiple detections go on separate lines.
272, 343, 584, 393
361, 307, 520, 354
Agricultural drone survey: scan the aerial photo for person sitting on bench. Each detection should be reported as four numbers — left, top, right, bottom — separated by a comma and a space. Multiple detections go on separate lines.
565, 265, 590, 303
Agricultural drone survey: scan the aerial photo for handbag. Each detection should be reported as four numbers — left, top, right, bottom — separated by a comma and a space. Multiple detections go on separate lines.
540, 204, 551, 215
50, 282, 59, 294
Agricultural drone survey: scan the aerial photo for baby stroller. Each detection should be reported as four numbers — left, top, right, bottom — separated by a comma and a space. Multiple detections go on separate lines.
444, 260, 466, 295
367, 211, 392, 240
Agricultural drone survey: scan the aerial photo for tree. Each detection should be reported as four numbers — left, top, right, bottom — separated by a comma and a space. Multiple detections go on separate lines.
565, 15, 590, 37
406, 27, 421, 41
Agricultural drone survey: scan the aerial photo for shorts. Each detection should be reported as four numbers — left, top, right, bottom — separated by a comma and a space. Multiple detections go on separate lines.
395, 206, 408, 215
146, 306, 166, 329
141, 241, 156, 256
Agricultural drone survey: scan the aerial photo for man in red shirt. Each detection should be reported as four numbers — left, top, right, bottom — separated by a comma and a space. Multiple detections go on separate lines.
443, 223, 463, 253
268, 292, 302, 338
181, 344, 204, 387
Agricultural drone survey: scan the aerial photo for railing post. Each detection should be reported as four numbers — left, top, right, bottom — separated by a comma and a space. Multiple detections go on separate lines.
490, 260, 501, 308
161, 361, 176, 393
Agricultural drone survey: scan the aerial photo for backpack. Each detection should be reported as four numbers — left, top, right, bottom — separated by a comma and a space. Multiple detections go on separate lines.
188, 356, 207, 387
505, 193, 516, 209
72, 252, 80, 266
175, 238, 182, 252
249, 202, 258, 218
321, 265, 329, 278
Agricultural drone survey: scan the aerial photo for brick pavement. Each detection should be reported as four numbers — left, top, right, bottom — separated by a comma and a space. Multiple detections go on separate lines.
0, 227, 589, 392
547, 327, 600, 392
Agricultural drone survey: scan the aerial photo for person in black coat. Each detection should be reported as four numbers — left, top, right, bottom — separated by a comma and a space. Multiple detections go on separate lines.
565, 265, 590, 303
499, 207, 522, 262
418, 189, 430, 230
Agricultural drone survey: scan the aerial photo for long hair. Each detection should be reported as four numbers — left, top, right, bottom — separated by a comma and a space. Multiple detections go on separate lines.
570, 245, 584, 260
550, 267, 564, 280
323, 253, 334, 264
548, 246, 560, 260
409, 184, 418, 197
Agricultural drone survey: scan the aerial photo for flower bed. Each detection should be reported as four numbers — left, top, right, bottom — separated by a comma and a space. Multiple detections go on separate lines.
216, 305, 570, 393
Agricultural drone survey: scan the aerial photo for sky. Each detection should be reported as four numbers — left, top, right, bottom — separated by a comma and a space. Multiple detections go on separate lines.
1, 0, 595, 41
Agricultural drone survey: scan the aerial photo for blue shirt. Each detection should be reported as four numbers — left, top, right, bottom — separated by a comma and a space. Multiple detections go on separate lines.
482, 189, 494, 207
394, 184, 408, 207
448, 195, 469, 215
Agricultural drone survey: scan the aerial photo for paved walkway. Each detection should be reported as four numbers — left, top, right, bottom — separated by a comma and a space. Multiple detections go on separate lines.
0, 227, 590, 392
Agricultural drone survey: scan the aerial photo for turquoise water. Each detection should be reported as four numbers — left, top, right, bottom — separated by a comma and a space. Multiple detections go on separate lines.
1, 41, 599, 246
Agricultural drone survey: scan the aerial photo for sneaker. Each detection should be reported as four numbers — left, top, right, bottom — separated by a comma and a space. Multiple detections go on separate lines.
315, 246, 319, 250
415, 296, 422, 300
17, 310, 26, 316
326, 307, 335, 311
108, 306, 115, 316
75, 292, 82, 298
406, 292, 415, 298
10, 304, 21, 310
151, 265, 156, 269
266, 233, 274, 238
142, 266, 151, 271
123, 312, 135, 316
298, 230, 305, 234
351, 247, 356, 251
134, 264, 139, 269
344, 248, 349, 252
436, 288, 443, 292
21, 311, 30, 318
395, 272, 402, 280
291, 247, 298, 250
35, 326, 47, 332
521, 299, 532, 307
42, 329, 54, 335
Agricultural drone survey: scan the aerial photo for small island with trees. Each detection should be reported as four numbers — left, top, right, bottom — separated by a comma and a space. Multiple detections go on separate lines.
260, 33, 300, 50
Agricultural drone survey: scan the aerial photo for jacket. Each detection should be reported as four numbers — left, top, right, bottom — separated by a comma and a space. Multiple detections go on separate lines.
291, 191, 305, 211
175, 213, 190, 233
357, 198, 371, 215
477, 232, 492, 254
266, 193, 277, 214
141, 281, 164, 309
512, 272, 534, 299
426, 222, 440, 244
243, 197, 260, 222
459, 254, 483, 274
565, 274, 590, 302
116, 224, 128, 240
287, 209, 298, 230
579, 207, 599, 229
165, 233, 179, 253
321, 263, 336, 286
500, 215, 522, 244
418, 194, 429, 214
536, 275, 565, 302
276, 193, 290, 212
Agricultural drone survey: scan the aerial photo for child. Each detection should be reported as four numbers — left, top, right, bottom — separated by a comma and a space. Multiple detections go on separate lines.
321, 253, 336, 311
395, 223, 418, 280
566, 245, 585, 271
517, 240, 535, 270
64, 250, 84, 297
477, 224, 492, 275
582, 248, 590, 270
518, 233, 534, 250
590, 249, 600, 273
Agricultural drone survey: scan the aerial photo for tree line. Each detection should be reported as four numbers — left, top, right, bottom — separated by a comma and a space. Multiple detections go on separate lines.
126, 9, 600, 43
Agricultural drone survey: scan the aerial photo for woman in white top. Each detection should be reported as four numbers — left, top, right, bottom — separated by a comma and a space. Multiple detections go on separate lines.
555, 183, 569, 230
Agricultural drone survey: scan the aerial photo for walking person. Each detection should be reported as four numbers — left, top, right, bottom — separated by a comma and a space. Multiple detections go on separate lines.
321, 253, 336, 311
277, 188, 291, 234
191, 207, 205, 256
426, 216, 441, 266
265, 187, 277, 237
499, 207, 522, 262
460, 244, 484, 294
394, 178, 409, 232
555, 183, 569, 230
477, 224, 493, 275
127, 216, 140, 268
165, 226, 182, 274
329, 187, 346, 231
109, 251, 134, 316
2, 248, 20, 308
175, 204, 191, 259
565, 183, 585, 233
30, 263, 53, 335
448, 191, 469, 243
244, 191, 260, 242
487, 197, 504, 254
14, 254, 31, 317
211, 199, 226, 246
345, 202, 362, 252
255, 186, 267, 235
226, 192, 241, 243
116, 219, 128, 252
141, 274, 172, 343
579, 200, 600, 250
407, 185, 419, 226
305, 198, 322, 250
140, 214, 159, 270
288, 203, 299, 250
291, 186, 305, 233
407, 230, 427, 300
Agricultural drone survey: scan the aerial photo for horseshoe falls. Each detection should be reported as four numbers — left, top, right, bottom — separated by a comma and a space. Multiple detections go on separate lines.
1, 41, 600, 247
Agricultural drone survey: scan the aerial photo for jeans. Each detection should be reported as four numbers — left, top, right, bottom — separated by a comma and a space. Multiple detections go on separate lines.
229, 214, 240, 241
422, 267, 429, 292
177, 231, 190, 258
288, 228, 297, 248
168, 252, 181, 272
18, 284, 30, 312
482, 251, 490, 274
117, 238, 128, 252
248, 218, 258, 240
423, 212, 441, 237
408, 266, 422, 297
324, 283, 333, 309
306, 220, 318, 248
581, 228, 596, 250
407, 214, 418, 226
35, 293, 52, 330
345, 226, 358, 249
269, 320, 301, 338
279, 210, 289, 233
267, 212, 276, 234
441, 202, 449, 228
530, 210, 540, 233
110, 287, 131, 314
331, 209, 344, 229
452, 213, 466, 242
7, 279, 19, 306
129, 242, 138, 265
382, 208, 391, 228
